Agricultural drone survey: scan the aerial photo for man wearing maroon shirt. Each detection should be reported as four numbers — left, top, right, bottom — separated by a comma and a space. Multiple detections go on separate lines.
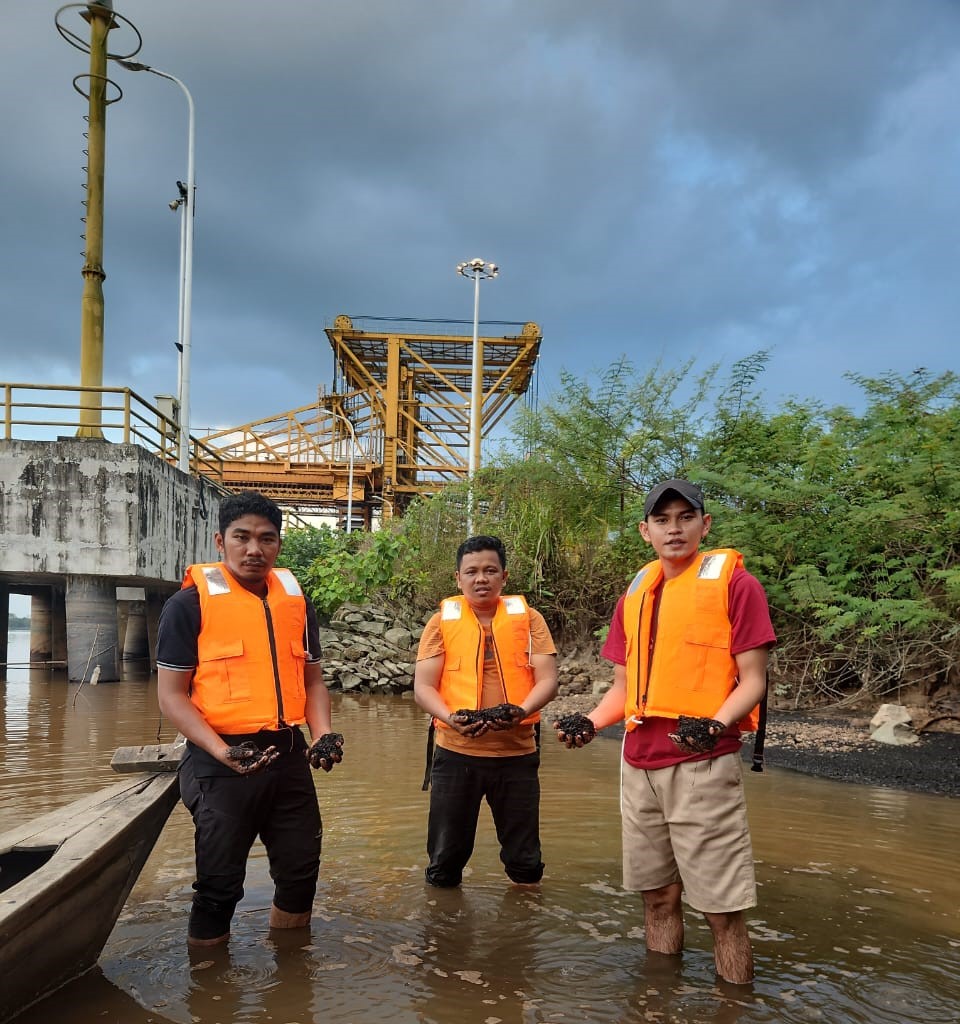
556, 479, 775, 985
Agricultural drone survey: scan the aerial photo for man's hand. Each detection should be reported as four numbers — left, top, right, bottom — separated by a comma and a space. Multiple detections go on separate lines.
667, 715, 728, 754
448, 710, 491, 737
482, 703, 526, 731
553, 713, 597, 748
222, 741, 279, 775
307, 732, 344, 771
449, 704, 525, 736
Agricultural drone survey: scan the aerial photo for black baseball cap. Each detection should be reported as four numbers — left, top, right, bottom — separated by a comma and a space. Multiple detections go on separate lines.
643, 479, 705, 518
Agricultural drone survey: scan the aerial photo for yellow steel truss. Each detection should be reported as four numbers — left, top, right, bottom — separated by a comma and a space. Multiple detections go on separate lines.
198, 316, 542, 522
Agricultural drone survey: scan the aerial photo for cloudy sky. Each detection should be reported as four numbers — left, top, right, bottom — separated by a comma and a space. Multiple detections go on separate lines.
3, 0, 959, 436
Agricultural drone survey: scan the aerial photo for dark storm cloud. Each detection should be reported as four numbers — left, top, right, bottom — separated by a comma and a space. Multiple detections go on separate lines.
2, 1, 958, 430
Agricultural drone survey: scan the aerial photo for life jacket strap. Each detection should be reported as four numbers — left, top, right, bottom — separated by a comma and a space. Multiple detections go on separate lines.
750, 675, 769, 773
421, 720, 436, 791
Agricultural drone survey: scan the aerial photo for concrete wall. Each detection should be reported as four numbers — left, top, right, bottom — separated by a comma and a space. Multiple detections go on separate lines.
0, 439, 218, 585
1, 439, 223, 680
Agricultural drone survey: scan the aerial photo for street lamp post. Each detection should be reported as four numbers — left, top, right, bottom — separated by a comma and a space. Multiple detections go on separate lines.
456, 257, 498, 533
169, 178, 188, 441
114, 59, 195, 473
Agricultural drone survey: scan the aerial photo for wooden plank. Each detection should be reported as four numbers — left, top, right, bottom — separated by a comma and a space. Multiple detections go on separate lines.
110, 741, 185, 773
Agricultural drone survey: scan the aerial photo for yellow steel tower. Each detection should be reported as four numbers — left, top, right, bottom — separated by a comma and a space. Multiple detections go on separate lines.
198, 317, 542, 524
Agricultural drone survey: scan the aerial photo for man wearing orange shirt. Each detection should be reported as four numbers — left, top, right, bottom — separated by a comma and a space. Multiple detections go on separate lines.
414, 535, 558, 888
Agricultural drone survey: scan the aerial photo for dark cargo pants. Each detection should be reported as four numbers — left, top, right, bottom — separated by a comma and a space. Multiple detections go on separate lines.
179, 731, 322, 940
425, 746, 544, 887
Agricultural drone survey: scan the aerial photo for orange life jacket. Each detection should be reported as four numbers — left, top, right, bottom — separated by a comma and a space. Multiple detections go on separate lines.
436, 595, 538, 727
183, 563, 309, 734
622, 549, 760, 732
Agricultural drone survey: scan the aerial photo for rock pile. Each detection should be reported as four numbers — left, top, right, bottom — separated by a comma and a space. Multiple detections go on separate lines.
319, 603, 423, 694
555, 653, 601, 697
319, 605, 613, 698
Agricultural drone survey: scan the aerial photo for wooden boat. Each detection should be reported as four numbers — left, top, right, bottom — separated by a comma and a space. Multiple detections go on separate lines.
0, 745, 182, 1024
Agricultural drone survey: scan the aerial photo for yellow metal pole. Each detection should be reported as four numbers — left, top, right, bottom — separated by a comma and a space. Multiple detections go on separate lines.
77, 3, 113, 438
383, 336, 401, 520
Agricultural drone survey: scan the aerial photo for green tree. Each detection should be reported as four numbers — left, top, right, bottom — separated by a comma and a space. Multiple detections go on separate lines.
697, 368, 960, 703
512, 356, 717, 533
277, 525, 408, 620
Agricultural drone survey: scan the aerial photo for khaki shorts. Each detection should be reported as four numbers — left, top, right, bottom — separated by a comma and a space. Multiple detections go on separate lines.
620, 752, 757, 914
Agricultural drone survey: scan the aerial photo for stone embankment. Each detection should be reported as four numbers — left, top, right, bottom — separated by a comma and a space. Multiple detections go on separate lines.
319, 605, 420, 695
320, 604, 609, 699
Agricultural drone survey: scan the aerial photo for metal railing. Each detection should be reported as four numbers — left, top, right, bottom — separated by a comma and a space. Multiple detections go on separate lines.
0, 382, 226, 482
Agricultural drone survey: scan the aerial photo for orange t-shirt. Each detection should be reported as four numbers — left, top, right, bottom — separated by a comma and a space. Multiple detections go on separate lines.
417, 607, 556, 757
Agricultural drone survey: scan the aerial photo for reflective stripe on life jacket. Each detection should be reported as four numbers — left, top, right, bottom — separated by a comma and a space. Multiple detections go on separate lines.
436, 595, 538, 727
622, 549, 760, 732
184, 563, 308, 734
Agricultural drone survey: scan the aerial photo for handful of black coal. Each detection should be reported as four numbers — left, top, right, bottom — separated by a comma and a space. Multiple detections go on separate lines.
226, 741, 261, 763
667, 715, 726, 753
554, 713, 597, 741
307, 732, 344, 768
453, 703, 524, 725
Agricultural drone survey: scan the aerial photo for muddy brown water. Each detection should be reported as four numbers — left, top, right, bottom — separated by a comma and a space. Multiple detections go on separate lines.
2, 631, 958, 1024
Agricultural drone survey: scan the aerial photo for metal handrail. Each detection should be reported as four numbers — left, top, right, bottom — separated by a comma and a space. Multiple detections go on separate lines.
0, 381, 225, 481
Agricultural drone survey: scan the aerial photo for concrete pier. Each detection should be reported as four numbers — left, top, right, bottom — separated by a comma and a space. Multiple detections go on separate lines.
118, 588, 149, 662
0, 584, 7, 669
1, 438, 219, 680
65, 575, 119, 682
122, 604, 149, 661
30, 589, 53, 662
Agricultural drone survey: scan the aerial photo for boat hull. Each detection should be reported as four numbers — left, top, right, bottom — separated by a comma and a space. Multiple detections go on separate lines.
0, 772, 180, 1024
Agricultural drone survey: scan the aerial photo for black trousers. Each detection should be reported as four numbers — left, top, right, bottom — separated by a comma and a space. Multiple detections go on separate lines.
425, 747, 544, 887
179, 731, 322, 940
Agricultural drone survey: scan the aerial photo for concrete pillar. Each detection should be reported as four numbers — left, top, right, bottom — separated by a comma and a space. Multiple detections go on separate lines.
145, 588, 168, 673
30, 589, 53, 662
117, 597, 129, 657
0, 585, 8, 670
65, 576, 119, 682
117, 587, 147, 662
122, 601, 149, 660
52, 586, 68, 669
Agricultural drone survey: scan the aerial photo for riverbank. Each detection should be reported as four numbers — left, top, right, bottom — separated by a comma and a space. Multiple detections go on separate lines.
543, 694, 960, 798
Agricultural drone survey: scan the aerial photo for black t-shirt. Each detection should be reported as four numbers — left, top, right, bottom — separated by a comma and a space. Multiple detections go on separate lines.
156, 584, 323, 671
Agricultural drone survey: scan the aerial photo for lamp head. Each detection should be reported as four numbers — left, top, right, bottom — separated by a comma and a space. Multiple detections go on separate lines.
115, 59, 151, 72
457, 257, 498, 279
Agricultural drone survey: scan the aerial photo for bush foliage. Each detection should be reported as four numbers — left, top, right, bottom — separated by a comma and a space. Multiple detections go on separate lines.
281, 357, 960, 708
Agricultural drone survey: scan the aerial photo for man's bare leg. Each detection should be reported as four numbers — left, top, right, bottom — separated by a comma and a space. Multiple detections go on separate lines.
269, 904, 310, 929
642, 882, 684, 954
704, 910, 753, 984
